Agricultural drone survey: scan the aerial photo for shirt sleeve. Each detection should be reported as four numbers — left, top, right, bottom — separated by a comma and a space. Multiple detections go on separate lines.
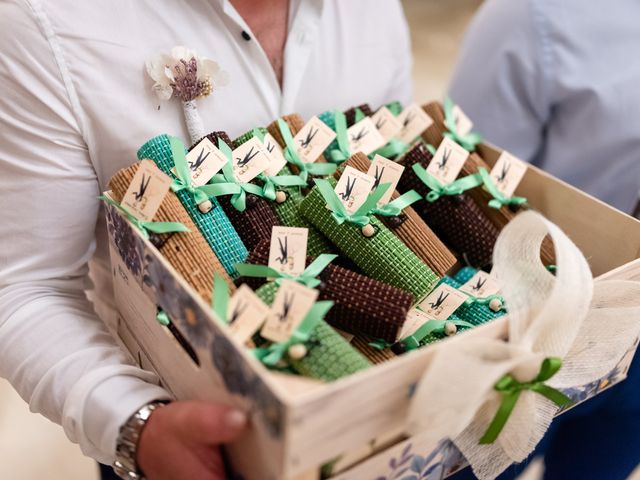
448, 0, 550, 162
384, 0, 413, 107
0, 0, 169, 465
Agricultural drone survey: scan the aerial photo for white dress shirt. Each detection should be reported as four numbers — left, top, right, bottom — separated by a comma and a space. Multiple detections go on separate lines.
449, 0, 640, 214
0, 0, 412, 465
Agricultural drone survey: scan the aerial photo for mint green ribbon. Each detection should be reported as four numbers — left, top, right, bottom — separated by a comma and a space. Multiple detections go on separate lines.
411, 164, 483, 202
168, 136, 222, 206
205, 139, 268, 212
212, 272, 230, 323
387, 102, 403, 116
314, 179, 391, 227
479, 357, 572, 444
372, 138, 411, 159
254, 300, 334, 366
156, 310, 170, 326
370, 190, 422, 217
462, 292, 505, 309
99, 195, 190, 240
277, 119, 337, 183
235, 254, 338, 289
477, 167, 528, 210
369, 318, 474, 351
443, 97, 483, 152
328, 111, 350, 163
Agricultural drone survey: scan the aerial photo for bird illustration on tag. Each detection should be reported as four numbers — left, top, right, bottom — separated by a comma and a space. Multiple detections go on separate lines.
134, 174, 151, 202
351, 127, 369, 144
472, 276, 487, 292
228, 300, 248, 326
375, 117, 386, 130
299, 127, 318, 149
496, 161, 511, 184
236, 145, 259, 168
189, 148, 211, 172
437, 148, 451, 171
278, 292, 294, 323
402, 111, 415, 128
275, 237, 289, 265
372, 165, 386, 190
429, 291, 450, 310
339, 176, 357, 202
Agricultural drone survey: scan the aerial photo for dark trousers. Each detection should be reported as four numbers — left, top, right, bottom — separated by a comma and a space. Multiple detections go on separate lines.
99, 463, 121, 480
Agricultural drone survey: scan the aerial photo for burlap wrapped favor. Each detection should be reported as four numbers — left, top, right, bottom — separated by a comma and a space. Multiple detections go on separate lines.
241, 240, 414, 342
189, 131, 280, 251
138, 134, 248, 278
421, 101, 555, 265
108, 162, 234, 304
397, 141, 500, 268
233, 128, 333, 257
254, 282, 371, 382
299, 177, 439, 300
340, 152, 457, 277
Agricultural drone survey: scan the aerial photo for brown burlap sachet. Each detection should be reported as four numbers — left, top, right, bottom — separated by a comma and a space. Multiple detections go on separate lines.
344, 104, 374, 126
421, 101, 555, 264
188, 131, 280, 251
339, 152, 457, 277
397, 142, 500, 268
240, 240, 414, 342
108, 162, 235, 304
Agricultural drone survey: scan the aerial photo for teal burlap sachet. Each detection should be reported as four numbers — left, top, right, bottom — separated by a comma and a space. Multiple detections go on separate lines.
137, 134, 248, 278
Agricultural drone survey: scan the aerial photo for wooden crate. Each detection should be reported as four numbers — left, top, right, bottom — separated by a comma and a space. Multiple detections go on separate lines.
105, 144, 640, 480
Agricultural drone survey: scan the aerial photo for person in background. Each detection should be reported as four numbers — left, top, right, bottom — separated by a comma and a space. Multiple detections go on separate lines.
0, 1, 412, 479
449, 1, 640, 479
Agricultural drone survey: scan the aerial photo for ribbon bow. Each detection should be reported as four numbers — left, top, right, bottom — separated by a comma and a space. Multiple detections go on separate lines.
168, 136, 221, 206
100, 195, 190, 240
479, 357, 572, 444
235, 254, 338, 289
369, 318, 474, 351
205, 139, 267, 212
328, 109, 367, 163
372, 138, 411, 160
412, 163, 483, 202
277, 119, 337, 183
463, 293, 505, 309
254, 300, 334, 366
443, 97, 483, 152
370, 190, 422, 217
314, 178, 391, 227
477, 167, 528, 210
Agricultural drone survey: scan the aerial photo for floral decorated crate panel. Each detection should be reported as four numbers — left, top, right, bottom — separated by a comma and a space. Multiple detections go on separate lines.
329, 342, 638, 480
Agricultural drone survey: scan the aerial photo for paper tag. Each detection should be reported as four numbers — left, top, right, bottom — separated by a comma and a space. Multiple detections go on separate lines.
334, 166, 377, 214
227, 285, 271, 343
459, 271, 502, 298
293, 116, 337, 163
396, 104, 434, 144
261, 280, 319, 343
367, 155, 405, 206
489, 151, 528, 198
232, 137, 270, 183
347, 117, 386, 156
184, 138, 229, 187
371, 106, 403, 142
426, 137, 469, 185
121, 160, 173, 222
451, 104, 474, 136
262, 133, 288, 177
399, 308, 436, 339
268, 226, 308, 277
418, 284, 467, 321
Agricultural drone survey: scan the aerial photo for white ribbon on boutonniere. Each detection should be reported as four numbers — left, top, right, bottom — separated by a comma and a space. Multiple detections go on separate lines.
146, 46, 229, 144
406, 211, 640, 480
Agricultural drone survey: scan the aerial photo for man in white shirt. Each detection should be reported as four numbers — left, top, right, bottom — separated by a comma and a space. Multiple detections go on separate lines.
0, 1, 412, 478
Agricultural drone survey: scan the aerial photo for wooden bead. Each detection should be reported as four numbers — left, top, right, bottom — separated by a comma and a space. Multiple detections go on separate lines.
288, 344, 308, 360
444, 321, 457, 336
198, 200, 213, 213
275, 191, 287, 203
361, 224, 376, 237
489, 298, 503, 312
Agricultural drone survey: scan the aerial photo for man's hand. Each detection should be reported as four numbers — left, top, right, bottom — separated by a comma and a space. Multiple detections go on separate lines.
137, 401, 247, 480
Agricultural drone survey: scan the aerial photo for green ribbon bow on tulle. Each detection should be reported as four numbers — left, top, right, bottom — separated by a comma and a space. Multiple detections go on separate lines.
463, 292, 506, 310
370, 190, 422, 217
100, 196, 190, 240
254, 300, 334, 366
443, 96, 483, 152
328, 109, 367, 163
248, 128, 307, 200
169, 136, 222, 206
314, 179, 391, 227
205, 139, 268, 212
411, 163, 483, 202
235, 254, 338, 289
369, 318, 474, 351
477, 167, 528, 210
277, 119, 337, 183
479, 357, 572, 444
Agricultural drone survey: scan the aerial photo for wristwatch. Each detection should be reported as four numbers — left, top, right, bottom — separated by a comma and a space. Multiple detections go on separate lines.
113, 400, 169, 480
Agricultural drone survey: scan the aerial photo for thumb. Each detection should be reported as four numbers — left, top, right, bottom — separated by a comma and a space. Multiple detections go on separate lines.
175, 401, 248, 444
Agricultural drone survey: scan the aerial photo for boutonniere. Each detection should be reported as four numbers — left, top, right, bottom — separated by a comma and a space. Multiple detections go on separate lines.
146, 46, 229, 144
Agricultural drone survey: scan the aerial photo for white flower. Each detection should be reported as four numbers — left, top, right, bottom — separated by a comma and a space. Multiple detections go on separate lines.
145, 46, 229, 102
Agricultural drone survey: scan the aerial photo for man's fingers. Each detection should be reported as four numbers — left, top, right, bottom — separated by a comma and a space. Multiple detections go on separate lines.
175, 401, 248, 444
